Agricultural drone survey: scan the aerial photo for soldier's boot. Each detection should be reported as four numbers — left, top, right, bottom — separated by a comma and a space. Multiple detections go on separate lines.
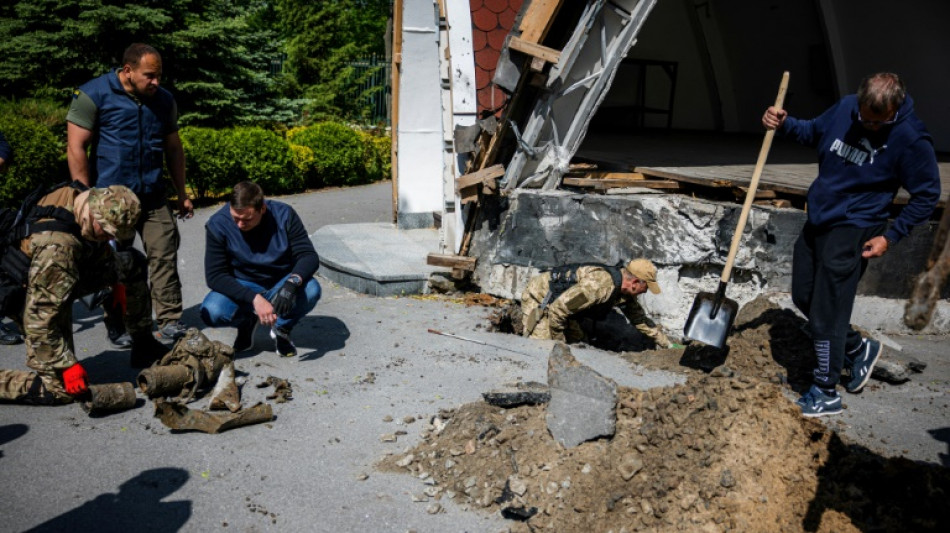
130, 333, 170, 369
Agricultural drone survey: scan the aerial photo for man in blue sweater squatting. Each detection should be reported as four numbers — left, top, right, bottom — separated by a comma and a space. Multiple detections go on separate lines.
200, 181, 321, 357
763, 72, 940, 417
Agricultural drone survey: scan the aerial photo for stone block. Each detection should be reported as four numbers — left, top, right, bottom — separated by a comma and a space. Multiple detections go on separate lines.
545, 343, 617, 448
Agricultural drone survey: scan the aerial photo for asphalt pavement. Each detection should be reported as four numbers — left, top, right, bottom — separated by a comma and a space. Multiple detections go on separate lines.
0, 181, 947, 532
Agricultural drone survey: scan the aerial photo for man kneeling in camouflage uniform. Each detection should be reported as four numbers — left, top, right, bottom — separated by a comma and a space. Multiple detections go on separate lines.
0, 185, 168, 404
521, 258, 680, 348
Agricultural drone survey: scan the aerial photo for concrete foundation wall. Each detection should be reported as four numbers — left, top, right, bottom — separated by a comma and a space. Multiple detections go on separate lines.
469, 190, 949, 335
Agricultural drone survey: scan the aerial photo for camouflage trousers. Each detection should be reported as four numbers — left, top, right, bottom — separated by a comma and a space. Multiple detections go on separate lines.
0, 369, 72, 404
0, 232, 151, 404
520, 274, 585, 342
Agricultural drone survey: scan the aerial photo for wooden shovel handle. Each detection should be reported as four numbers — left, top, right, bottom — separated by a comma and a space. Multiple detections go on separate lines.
720, 71, 790, 283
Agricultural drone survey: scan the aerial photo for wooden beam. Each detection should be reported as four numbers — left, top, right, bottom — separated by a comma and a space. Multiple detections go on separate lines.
456, 164, 505, 191
518, 0, 565, 44
390, 0, 403, 224
508, 36, 561, 65
427, 253, 477, 271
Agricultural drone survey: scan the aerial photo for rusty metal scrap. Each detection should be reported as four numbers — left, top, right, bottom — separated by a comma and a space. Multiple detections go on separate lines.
154, 400, 273, 434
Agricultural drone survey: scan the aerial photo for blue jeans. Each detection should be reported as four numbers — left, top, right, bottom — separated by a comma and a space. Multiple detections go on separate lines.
200, 275, 321, 331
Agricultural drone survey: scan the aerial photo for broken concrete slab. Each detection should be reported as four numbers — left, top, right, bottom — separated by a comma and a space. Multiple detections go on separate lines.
545, 343, 617, 448
482, 381, 550, 407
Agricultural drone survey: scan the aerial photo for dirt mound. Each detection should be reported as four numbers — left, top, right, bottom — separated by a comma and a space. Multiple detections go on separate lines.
380, 296, 950, 531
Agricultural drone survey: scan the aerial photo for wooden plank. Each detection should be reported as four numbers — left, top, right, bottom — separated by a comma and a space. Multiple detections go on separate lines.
566, 171, 647, 180
456, 164, 505, 191
427, 253, 477, 270
459, 185, 479, 204
562, 177, 681, 190
508, 36, 561, 65
519, 0, 565, 44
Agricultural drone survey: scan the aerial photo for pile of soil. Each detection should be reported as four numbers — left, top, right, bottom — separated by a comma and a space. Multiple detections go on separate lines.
381, 297, 950, 531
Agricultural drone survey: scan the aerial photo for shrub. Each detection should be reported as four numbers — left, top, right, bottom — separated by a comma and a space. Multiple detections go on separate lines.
358, 129, 391, 183
288, 122, 366, 187
0, 114, 65, 208
227, 127, 302, 194
180, 126, 241, 201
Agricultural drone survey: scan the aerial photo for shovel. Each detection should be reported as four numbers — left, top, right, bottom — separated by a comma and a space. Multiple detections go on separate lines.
684, 71, 789, 349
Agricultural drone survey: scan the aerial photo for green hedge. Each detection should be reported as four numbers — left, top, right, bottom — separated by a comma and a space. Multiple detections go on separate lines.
2, 110, 389, 205
0, 113, 65, 208
287, 122, 368, 188
180, 127, 241, 201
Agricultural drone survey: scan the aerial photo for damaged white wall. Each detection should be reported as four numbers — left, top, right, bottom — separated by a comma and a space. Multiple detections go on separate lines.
469, 190, 949, 336
396, 0, 444, 229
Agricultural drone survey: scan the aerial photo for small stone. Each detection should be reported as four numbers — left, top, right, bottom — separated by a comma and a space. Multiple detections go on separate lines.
508, 476, 527, 496
720, 469, 736, 488
444, 459, 456, 469
381, 433, 397, 443
465, 439, 476, 455
356, 473, 369, 481
618, 454, 643, 481
581, 463, 592, 474
411, 493, 428, 502
382, 415, 393, 422
463, 476, 477, 488
426, 503, 442, 515
403, 416, 416, 424
396, 454, 415, 467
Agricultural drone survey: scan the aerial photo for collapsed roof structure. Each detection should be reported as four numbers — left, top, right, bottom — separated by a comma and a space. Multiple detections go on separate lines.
389, 0, 950, 333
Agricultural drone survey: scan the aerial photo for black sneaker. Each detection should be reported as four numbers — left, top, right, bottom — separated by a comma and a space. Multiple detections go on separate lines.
158, 321, 189, 341
107, 323, 132, 349
845, 337, 883, 393
795, 385, 842, 417
270, 327, 296, 357
233, 319, 258, 353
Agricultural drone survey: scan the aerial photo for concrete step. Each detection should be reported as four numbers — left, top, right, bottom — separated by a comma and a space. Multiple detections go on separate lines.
311, 222, 445, 297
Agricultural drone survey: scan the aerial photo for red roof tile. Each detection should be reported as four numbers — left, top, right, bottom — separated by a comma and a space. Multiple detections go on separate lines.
472, 29, 487, 51
475, 46, 501, 70
475, 66, 492, 90
487, 27, 508, 51
484, 0, 509, 14
470, 0, 484, 12
510, 0, 523, 12
498, 7, 517, 29
477, 84, 507, 112
471, 8, 498, 31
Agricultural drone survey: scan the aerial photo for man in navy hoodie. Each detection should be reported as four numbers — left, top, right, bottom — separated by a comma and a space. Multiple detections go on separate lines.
763, 72, 940, 417
200, 181, 321, 357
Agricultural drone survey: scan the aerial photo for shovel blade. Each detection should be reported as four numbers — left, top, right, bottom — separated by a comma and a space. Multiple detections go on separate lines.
684, 291, 739, 349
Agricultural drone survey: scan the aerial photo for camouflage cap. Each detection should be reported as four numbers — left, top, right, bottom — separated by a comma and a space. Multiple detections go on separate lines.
625, 258, 661, 294
88, 185, 141, 241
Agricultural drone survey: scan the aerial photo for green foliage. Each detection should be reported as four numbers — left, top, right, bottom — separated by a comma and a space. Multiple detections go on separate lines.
180, 126, 241, 201
228, 127, 301, 194
0, 114, 64, 208
0, 0, 293, 127
358, 129, 392, 183
278, 0, 389, 122
288, 122, 367, 187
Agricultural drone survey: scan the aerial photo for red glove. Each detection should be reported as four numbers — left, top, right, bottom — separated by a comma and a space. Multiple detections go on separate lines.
62, 363, 89, 396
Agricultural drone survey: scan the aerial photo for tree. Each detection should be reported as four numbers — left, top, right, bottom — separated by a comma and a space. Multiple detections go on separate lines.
0, 0, 292, 127
277, 0, 390, 122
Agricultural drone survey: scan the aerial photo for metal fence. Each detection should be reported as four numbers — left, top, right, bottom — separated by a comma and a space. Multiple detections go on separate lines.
347, 54, 391, 125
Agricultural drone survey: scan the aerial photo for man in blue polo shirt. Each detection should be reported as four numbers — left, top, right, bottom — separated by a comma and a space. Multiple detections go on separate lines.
200, 181, 321, 357
66, 43, 193, 344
